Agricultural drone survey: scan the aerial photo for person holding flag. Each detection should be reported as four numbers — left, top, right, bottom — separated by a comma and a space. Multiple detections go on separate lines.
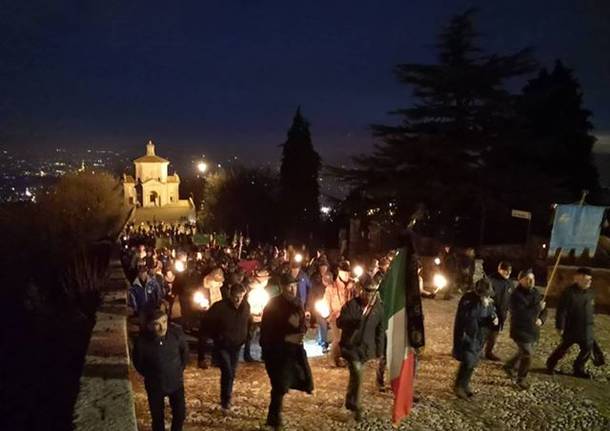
336, 273, 385, 422
378, 235, 425, 426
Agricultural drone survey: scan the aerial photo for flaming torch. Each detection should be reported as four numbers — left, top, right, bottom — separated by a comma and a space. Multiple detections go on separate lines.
314, 299, 330, 319
174, 260, 186, 273
352, 265, 364, 280
432, 273, 448, 291
248, 286, 270, 321
193, 290, 209, 310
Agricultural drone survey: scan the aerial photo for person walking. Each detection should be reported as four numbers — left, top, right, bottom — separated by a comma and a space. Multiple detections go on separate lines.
133, 309, 189, 431
337, 274, 384, 421
203, 283, 250, 413
546, 267, 596, 378
452, 278, 497, 399
484, 261, 513, 361
504, 269, 547, 389
260, 273, 313, 430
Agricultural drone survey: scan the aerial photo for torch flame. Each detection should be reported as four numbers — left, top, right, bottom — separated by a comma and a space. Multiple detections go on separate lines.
433, 273, 448, 290
193, 290, 209, 309
315, 299, 330, 319
353, 265, 364, 279
294, 253, 303, 264
248, 286, 270, 315
174, 260, 186, 273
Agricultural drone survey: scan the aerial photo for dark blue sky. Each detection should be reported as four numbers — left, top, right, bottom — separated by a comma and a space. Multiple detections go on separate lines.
2, 0, 609, 164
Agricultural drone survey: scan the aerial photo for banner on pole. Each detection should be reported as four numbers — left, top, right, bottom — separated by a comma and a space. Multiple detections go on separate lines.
549, 205, 605, 257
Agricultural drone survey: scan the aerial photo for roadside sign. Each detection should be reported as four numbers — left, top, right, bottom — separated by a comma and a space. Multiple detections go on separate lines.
511, 209, 532, 220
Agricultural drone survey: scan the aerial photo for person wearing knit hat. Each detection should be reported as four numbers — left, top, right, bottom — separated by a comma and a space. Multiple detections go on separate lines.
504, 269, 547, 389
452, 277, 498, 399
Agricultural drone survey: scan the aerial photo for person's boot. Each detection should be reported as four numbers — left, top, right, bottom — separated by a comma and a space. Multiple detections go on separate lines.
502, 363, 516, 378
516, 378, 530, 390
198, 358, 210, 369
573, 369, 591, 379
454, 386, 469, 400
484, 333, 501, 361
545, 358, 558, 375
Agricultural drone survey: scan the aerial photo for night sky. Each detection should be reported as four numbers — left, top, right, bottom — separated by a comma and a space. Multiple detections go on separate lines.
2, 0, 610, 165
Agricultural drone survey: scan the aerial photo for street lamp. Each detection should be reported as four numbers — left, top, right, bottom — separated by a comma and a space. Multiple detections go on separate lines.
197, 161, 208, 174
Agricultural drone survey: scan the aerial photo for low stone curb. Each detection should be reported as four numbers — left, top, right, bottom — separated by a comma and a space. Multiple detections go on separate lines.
73, 259, 137, 431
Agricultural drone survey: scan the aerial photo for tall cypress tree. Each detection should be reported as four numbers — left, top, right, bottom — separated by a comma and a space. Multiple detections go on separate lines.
338, 9, 535, 230
279, 107, 321, 243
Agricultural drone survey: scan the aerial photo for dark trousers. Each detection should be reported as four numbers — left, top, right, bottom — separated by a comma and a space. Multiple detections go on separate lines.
506, 342, 534, 380
215, 346, 240, 408
455, 352, 478, 390
244, 320, 259, 360
146, 385, 185, 431
547, 339, 593, 373
266, 387, 285, 427
484, 330, 499, 355
345, 360, 363, 411
455, 362, 475, 390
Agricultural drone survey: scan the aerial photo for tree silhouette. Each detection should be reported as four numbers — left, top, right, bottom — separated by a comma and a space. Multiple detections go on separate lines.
335, 9, 535, 242
279, 107, 322, 243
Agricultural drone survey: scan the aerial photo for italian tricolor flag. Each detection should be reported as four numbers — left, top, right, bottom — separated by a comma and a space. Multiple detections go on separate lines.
380, 247, 418, 425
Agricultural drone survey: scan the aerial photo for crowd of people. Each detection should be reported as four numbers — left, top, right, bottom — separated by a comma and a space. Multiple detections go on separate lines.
122, 222, 604, 431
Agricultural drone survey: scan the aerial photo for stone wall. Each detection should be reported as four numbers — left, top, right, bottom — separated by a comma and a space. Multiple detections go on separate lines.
73, 259, 137, 431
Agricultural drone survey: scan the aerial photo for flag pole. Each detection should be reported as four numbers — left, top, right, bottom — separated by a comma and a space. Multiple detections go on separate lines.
543, 190, 589, 300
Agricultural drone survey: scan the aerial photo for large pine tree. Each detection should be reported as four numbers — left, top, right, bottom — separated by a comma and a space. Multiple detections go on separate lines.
339, 9, 535, 230
516, 60, 600, 199
279, 107, 321, 243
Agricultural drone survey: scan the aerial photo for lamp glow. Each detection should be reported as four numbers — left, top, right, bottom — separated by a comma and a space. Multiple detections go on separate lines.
353, 265, 364, 279
434, 257, 441, 265
197, 161, 208, 174
294, 253, 303, 264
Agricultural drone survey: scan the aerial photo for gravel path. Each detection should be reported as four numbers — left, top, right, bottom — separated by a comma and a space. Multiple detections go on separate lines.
130, 298, 610, 430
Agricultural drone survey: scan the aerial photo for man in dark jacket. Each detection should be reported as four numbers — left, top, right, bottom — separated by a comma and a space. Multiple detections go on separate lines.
484, 261, 513, 361
202, 283, 250, 412
504, 269, 547, 389
546, 267, 595, 378
261, 273, 313, 430
337, 274, 384, 420
133, 309, 189, 431
452, 278, 497, 399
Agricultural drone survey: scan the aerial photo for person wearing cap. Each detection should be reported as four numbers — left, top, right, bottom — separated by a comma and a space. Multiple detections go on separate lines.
504, 269, 547, 389
202, 283, 250, 413
129, 266, 165, 324
260, 273, 313, 429
484, 261, 513, 361
337, 273, 384, 421
132, 309, 189, 431
310, 256, 333, 353
546, 267, 596, 378
324, 260, 354, 366
452, 277, 498, 399
289, 259, 312, 311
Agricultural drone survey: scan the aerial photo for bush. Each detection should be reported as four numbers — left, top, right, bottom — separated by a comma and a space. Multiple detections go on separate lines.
0, 170, 128, 316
